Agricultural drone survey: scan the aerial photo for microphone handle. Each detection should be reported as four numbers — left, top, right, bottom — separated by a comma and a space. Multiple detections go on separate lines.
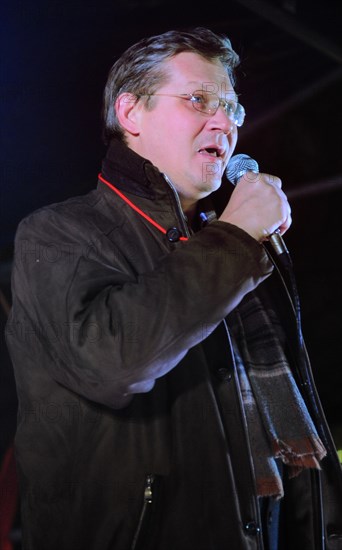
268, 229, 289, 256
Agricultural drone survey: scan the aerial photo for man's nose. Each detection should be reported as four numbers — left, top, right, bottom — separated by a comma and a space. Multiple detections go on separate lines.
209, 106, 235, 134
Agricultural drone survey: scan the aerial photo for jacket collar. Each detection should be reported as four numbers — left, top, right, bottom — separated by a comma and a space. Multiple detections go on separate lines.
100, 138, 168, 200
98, 138, 218, 230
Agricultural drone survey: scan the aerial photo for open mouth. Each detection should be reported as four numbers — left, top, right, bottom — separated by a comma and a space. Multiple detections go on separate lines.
198, 147, 223, 158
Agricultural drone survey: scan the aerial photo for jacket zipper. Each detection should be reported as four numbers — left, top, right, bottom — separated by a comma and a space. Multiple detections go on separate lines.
222, 319, 264, 547
162, 173, 191, 238
131, 474, 155, 550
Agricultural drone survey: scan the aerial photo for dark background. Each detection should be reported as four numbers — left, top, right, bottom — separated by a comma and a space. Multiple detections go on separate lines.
1, 0, 341, 545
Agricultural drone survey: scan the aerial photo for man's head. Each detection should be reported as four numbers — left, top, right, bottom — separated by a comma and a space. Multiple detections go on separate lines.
102, 27, 242, 210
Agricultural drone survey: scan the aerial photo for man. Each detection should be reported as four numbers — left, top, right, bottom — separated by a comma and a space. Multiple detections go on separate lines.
6, 27, 342, 550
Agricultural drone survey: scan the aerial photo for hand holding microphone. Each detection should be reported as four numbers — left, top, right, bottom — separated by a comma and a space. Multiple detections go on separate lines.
219, 154, 291, 257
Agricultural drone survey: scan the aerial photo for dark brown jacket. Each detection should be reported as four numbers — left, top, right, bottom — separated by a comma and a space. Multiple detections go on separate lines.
6, 139, 342, 549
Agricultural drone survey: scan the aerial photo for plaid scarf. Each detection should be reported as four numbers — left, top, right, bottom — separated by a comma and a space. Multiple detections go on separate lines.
227, 290, 327, 499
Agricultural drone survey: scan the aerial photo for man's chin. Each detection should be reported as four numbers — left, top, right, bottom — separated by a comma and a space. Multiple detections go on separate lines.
199, 178, 222, 195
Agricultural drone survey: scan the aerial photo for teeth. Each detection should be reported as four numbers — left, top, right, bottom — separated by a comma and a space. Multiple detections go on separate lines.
199, 148, 218, 157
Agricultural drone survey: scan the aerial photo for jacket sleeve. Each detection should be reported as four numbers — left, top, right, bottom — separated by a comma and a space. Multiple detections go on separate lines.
8, 204, 273, 408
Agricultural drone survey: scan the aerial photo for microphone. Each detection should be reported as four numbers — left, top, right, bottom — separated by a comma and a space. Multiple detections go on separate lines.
226, 154, 289, 257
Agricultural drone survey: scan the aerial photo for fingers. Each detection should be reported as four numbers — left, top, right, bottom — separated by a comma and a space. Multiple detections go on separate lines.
220, 170, 292, 242
258, 173, 291, 230
263, 173, 282, 189
265, 184, 291, 237
240, 171, 282, 189
277, 209, 292, 235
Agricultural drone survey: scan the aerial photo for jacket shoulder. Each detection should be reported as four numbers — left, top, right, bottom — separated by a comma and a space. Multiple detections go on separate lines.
14, 188, 122, 241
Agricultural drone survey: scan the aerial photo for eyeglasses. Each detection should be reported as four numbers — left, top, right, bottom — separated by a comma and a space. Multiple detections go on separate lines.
139, 89, 245, 127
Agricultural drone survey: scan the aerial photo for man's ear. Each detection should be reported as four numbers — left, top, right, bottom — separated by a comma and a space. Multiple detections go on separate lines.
115, 93, 141, 136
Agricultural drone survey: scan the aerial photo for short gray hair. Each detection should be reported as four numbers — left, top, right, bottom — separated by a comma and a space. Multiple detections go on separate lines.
102, 27, 240, 144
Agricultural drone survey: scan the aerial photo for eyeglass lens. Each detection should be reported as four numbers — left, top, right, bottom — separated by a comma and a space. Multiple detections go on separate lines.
191, 91, 245, 126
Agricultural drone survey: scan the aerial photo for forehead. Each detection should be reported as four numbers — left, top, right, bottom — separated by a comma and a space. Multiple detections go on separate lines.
162, 52, 235, 98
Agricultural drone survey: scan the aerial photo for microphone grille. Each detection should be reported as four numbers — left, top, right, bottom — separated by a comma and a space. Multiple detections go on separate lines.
226, 154, 259, 186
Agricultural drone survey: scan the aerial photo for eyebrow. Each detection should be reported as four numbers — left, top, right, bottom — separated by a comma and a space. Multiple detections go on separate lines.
184, 82, 238, 101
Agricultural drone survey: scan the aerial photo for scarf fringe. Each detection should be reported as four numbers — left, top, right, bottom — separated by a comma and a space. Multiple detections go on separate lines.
228, 291, 328, 499
256, 476, 284, 500
272, 437, 327, 478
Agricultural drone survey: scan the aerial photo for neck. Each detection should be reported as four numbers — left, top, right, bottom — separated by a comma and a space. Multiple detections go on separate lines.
182, 199, 198, 226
